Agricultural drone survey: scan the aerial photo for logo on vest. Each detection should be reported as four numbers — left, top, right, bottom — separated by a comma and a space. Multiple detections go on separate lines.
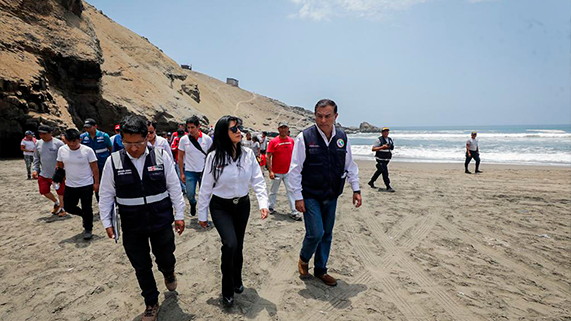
118, 169, 132, 176
147, 165, 164, 172
336, 139, 345, 148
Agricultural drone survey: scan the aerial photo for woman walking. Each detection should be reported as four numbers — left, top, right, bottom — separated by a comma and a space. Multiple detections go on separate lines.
197, 116, 269, 307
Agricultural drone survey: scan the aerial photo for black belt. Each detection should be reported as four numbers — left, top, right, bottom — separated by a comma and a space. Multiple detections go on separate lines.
211, 194, 249, 205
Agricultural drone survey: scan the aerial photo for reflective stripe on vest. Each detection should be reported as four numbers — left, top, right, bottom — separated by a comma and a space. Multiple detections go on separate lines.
96, 148, 108, 154
111, 151, 123, 169
116, 190, 169, 206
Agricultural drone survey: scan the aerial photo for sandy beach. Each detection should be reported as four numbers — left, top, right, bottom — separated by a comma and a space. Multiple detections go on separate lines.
0, 159, 569, 320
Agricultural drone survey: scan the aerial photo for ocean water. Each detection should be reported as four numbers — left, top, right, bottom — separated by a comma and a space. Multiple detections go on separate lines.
349, 125, 571, 166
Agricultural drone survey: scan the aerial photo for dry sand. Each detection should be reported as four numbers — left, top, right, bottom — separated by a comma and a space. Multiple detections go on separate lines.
0, 159, 569, 320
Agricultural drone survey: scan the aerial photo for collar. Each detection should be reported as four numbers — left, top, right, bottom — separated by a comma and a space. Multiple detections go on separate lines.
315, 125, 336, 143
126, 147, 149, 161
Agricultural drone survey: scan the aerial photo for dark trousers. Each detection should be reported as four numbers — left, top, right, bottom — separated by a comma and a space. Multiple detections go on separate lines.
465, 151, 481, 171
95, 163, 104, 201
123, 227, 176, 306
63, 185, 94, 231
370, 160, 391, 188
210, 195, 250, 298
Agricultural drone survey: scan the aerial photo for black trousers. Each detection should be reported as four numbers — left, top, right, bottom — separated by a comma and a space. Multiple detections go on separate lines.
63, 185, 94, 231
123, 226, 176, 306
210, 195, 250, 298
370, 160, 391, 188
465, 151, 481, 171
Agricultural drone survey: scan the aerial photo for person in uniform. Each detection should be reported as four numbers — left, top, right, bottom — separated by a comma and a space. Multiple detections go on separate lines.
368, 127, 395, 192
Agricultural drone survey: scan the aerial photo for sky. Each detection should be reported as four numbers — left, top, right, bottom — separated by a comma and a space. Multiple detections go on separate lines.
88, 0, 571, 127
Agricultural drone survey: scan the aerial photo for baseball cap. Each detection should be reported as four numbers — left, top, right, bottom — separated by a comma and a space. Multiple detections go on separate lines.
25, 130, 33, 135
114, 124, 121, 131
38, 125, 52, 133
83, 118, 97, 128
278, 121, 289, 128
382, 127, 390, 132
471, 131, 477, 135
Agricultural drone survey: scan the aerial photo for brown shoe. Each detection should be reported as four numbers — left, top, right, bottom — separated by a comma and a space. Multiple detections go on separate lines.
298, 258, 309, 277
164, 274, 177, 291
316, 273, 337, 286
141, 303, 159, 321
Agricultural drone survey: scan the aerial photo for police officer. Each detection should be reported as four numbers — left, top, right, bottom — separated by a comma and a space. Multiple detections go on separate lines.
288, 99, 362, 286
98, 115, 186, 321
81, 118, 112, 199
368, 127, 395, 192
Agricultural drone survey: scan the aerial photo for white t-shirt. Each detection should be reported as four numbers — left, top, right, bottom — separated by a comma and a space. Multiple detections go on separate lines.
57, 144, 98, 187
21, 139, 36, 156
178, 133, 213, 172
467, 138, 479, 151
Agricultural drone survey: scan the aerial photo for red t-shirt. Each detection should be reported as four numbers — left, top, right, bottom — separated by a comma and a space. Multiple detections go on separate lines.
267, 136, 294, 174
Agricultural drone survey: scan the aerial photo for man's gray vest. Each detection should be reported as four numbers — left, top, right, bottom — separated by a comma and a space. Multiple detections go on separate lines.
111, 147, 173, 233
301, 125, 347, 201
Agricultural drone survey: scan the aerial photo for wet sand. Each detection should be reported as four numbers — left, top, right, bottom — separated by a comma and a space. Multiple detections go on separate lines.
0, 159, 569, 320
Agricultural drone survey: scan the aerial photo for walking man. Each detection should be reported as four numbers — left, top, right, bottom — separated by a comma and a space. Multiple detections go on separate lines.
21, 130, 36, 179
178, 115, 213, 217
368, 127, 395, 192
267, 122, 301, 221
81, 118, 112, 200
288, 99, 362, 286
147, 120, 174, 160
99, 115, 185, 321
465, 131, 482, 174
57, 129, 99, 240
32, 125, 66, 216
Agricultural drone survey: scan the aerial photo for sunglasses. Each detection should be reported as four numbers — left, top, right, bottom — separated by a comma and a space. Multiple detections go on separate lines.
229, 125, 243, 133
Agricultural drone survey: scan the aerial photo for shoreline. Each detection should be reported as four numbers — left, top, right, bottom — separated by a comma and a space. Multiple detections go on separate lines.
354, 159, 571, 171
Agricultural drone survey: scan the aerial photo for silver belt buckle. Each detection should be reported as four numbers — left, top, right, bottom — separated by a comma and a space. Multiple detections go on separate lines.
232, 198, 239, 205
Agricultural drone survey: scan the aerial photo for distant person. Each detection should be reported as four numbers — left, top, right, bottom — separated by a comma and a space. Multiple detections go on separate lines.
57, 129, 99, 240
110, 124, 121, 148
178, 115, 213, 217
368, 127, 395, 192
21, 130, 37, 180
288, 99, 362, 286
251, 136, 261, 159
112, 124, 125, 152
170, 123, 186, 141
242, 132, 253, 149
259, 131, 268, 155
267, 122, 301, 221
81, 118, 112, 199
147, 120, 174, 160
465, 131, 482, 174
197, 115, 269, 307
32, 125, 66, 216
171, 129, 186, 193
99, 115, 185, 321
207, 125, 214, 137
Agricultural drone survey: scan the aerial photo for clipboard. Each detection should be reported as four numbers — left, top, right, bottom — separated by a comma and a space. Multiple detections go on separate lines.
111, 202, 121, 243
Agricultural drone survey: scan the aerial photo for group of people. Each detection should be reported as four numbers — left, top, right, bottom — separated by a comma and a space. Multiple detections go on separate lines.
20, 98, 482, 320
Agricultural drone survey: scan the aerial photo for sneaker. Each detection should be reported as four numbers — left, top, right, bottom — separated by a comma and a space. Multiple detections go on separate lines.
164, 274, 177, 291
142, 303, 159, 321
386, 187, 396, 193
465, 170, 472, 174
289, 213, 302, 221
222, 296, 234, 307
190, 203, 196, 216
316, 273, 338, 286
269, 208, 276, 214
233, 284, 244, 294
367, 181, 376, 188
83, 230, 93, 240
51, 201, 61, 215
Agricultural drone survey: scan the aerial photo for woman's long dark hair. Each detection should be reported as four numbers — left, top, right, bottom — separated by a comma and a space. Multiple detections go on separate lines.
207, 115, 243, 185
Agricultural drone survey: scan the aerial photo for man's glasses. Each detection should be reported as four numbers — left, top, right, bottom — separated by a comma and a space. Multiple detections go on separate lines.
229, 125, 243, 133
148, 130, 155, 135
124, 141, 147, 148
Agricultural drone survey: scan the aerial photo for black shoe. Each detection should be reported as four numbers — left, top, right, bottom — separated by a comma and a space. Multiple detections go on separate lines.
83, 229, 93, 240
233, 284, 244, 294
465, 170, 472, 174
222, 296, 234, 307
367, 181, 376, 188
475, 170, 483, 173
190, 203, 196, 216
386, 187, 396, 193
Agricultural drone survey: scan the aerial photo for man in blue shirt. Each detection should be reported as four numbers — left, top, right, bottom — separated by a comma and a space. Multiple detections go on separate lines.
81, 118, 112, 200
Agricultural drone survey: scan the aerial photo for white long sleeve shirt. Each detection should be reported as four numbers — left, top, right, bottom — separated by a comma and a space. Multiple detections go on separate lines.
287, 126, 360, 201
148, 136, 174, 161
197, 148, 268, 222
99, 148, 185, 229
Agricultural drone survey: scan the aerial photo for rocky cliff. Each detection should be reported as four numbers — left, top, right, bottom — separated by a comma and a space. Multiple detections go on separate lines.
0, 0, 314, 157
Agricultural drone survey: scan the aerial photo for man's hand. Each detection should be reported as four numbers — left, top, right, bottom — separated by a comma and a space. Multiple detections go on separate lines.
260, 208, 269, 219
353, 192, 362, 208
174, 220, 185, 235
198, 220, 208, 228
295, 200, 306, 213
180, 172, 186, 184
269, 171, 275, 180
467, 152, 471, 157
32, 171, 38, 179
105, 227, 115, 239
93, 182, 100, 193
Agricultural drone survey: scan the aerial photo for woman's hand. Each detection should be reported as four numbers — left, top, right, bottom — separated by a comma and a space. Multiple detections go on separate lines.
260, 208, 269, 219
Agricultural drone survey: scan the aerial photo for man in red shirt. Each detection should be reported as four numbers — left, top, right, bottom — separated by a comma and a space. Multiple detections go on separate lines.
267, 122, 301, 221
